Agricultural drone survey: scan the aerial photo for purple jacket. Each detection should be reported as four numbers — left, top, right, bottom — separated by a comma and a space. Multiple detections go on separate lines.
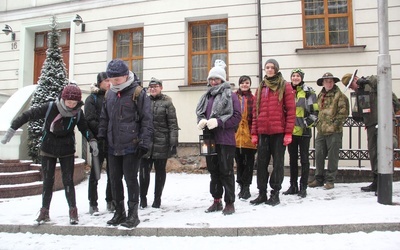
206, 94, 241, 146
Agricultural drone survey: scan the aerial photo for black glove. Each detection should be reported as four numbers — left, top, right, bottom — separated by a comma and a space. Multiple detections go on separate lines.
169, 146, 177, 157
135, 147, 148, 159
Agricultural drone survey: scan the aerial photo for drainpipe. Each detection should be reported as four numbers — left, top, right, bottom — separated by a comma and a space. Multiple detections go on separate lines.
257, 0, 263, 81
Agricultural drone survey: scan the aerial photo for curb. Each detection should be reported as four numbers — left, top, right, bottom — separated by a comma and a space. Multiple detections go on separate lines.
1, 223, 399, 237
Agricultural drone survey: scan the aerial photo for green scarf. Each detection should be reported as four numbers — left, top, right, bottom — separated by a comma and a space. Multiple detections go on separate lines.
256, 72, 286, 117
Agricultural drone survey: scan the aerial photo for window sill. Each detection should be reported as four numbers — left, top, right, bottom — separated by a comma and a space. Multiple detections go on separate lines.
295, 45, 366, 55
178, 85, 208, 91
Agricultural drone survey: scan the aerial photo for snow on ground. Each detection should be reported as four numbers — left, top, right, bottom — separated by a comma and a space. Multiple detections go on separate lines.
1, 173, 400, 249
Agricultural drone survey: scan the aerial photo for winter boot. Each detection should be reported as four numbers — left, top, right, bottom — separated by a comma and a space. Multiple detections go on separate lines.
265, 190, 280, 206
140, 197, 148, 209
120, 202, 140, 228
249, 191, 267, 205
36, 207, 50, 223
240, 185, 251, 200
222, 202, 235, 215
107, 201, 115, 212
205, 198, 223, 213
361, 179, 377, 192
107, 201, 126, 226
298, 184, 307, 198
152, 198, 161, 208
237, 184, 244, 199
69, 207, 79, 225
283, 183, 298, 195
89, 204, 100, 216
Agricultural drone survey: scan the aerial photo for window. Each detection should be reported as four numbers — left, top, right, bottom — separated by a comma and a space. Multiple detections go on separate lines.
113, 28, 144, 82
188, 19, 228, 85
302, 0, 353, 48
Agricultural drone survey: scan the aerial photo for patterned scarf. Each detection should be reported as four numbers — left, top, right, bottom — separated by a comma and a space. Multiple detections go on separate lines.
236, 89, 254, 128
256, 72, 286, 117
196, 82, 233, 123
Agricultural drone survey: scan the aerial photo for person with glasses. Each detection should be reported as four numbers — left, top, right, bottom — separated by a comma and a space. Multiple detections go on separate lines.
283, 69, 319, 198
309, 72, 349, 190
196, 60, 241, 215
139, 77, 179, 209
250, 59, 296, 206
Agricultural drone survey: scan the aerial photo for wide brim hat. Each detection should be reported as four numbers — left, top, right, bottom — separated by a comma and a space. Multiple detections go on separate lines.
317, 72, 340, 86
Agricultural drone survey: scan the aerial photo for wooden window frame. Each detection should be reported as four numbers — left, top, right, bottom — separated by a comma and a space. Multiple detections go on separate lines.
113, 28, 144, 82
302, 0, 354, 48
188, 19, 228, 86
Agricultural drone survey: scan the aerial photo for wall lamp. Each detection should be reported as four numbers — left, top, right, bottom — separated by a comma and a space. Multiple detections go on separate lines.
2, 24, 16, 41
73, 14, 85, 32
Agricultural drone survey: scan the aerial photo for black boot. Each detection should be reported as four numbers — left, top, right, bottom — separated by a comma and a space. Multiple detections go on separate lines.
238, 184, 244, 199
265, 190, 280, 206
283, 183, 298, 195
361, 180, 377, 192
140, 197, 147, 209
120, 202, 140, 228
249, 191, 267, 205
107, 201, 126, 226
152, 198, 161, 208
241, 185, 251, 200
298, 184, 307, 198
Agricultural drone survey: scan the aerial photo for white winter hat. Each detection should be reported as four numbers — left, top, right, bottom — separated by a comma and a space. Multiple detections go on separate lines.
207, 59, 226, 83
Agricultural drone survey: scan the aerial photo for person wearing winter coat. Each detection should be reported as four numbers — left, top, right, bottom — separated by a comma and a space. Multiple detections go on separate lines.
196, 60, 241, 215
283, 69, 319, 198
84, 72, 113, 215
341, 72, 400, 193
309, 72, 349, 190
98, 59, 153, 228
1, 83, 98, 225
250, 59, 296, 206
234, 75, 257, 200
139, 77, 179, 209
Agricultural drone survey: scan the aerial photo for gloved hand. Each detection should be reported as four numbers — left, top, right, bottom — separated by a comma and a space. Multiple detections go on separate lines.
251, 135, 258, 145
169, 145, 177, 156
89, 140, 99, 156
1, 128, 16, 144
283, 133, 292, 146
207, 118, 218, 130
197, 119, 207, 130
136, 147, 148, 159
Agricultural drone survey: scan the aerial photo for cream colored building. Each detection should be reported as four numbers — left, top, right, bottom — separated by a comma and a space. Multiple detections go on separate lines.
0, 0, 399, 165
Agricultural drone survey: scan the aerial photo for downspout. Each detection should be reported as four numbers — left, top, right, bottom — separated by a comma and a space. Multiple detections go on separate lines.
257, 0, 263, 80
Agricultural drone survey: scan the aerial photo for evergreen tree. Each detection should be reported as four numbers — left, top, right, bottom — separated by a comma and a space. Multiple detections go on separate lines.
27, 16, 69, 163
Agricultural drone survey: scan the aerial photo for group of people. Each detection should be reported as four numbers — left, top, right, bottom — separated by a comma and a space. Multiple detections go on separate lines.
1, 57, 398, 225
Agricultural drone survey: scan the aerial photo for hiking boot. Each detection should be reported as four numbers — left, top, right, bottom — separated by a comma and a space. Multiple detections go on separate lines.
89, 205, 100, 216
265, 190, 280, 206
140, 197, 148, 209
250, 192, 267, 205
120, 202, 140, 228
324, 182, 335, 190
283, 184, 298, 195
361, 182, 377, 192
107, 201, 115, 212
205, 199, 223, 213
69, 207, 79, 225
222, 202, 235, 215
308, 180, 324, 188
36, 207, 50, 223
240, 185, 251, 200
107, 201, 126, 226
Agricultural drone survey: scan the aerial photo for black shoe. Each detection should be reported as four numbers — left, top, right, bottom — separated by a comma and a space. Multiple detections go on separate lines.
283, 185, 298, 195
205, 199, 223, 213
265, 191, 280, 206
152, 198, 161, 208
249, 192, 267, 205
222, 202, 235, 215
298, 189, 307, 198
238, 185, 244, 199
240, 185, 251, 200
140, 197, 147, 209
361, 183, 377, 192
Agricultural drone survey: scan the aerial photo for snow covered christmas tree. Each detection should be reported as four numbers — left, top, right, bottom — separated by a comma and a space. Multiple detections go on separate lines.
27, 15, 69, 163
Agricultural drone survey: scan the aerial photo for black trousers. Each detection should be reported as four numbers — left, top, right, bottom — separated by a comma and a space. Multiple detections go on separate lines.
139, 158, 167, 200
108, 153, 140, 203
256, 133, 285, 192
88, 147, 112, 206
206, 144, 236, 203
287, 135, 311, 187
41, 155, 76, 209
235, 148, 257, 186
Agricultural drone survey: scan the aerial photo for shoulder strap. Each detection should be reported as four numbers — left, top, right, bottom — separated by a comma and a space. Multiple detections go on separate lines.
43, 101, 54, 131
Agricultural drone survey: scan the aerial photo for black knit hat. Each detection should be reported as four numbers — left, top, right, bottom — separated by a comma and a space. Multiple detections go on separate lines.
97, 72, 108, 85
106, 59, 129, 78
61, 84, 82, 101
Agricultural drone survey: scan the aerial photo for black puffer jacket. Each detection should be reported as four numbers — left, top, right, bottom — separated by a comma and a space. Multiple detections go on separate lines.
84, 83, 105, 138
144, 93, 179, 159
11, 98, 94, 157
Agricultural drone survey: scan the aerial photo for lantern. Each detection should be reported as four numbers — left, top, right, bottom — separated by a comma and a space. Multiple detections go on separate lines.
199, 128, 217, 156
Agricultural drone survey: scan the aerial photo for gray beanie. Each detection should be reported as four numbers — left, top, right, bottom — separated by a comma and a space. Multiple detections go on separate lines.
106, 59, 129, 78
265, 59, 280, 73
207, 59, 227, 82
